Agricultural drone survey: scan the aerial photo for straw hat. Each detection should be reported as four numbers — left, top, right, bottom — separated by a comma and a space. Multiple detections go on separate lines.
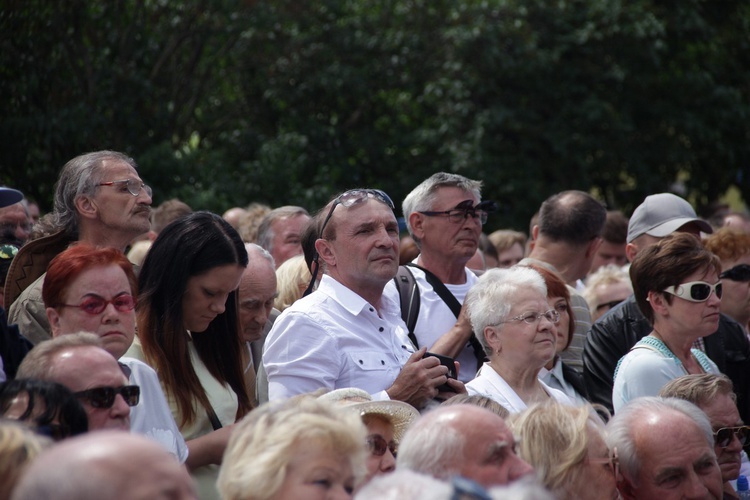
318, 388, 419, 441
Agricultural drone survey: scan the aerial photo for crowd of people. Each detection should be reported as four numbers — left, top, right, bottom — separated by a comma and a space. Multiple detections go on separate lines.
1, 150, 750, 499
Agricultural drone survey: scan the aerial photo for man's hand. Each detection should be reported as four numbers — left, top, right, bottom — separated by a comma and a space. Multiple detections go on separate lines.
429, 305, 474, 359
386, 347, 448, 408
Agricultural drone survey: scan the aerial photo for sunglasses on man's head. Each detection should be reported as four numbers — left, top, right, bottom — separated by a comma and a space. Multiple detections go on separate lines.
74, 385, 140, 409
56, 294, 136, 315
720, 264, 750, 282
304, 189, 396, 297
663, 281, 722, 302
714, 425, 750, 448
366, 434, 398, 457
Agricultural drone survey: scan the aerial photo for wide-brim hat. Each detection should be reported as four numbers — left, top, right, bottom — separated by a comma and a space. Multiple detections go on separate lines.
626, 193, 713, 243
318, 388, 419, 442
0, 187, 23, 209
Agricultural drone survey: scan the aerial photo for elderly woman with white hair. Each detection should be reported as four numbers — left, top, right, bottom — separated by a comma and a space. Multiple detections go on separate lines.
218, 395, 367, 500
465, 267, 572, 413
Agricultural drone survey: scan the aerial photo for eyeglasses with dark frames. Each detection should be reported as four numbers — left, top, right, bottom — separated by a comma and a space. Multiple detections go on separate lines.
720, 264, 750, 282
663, 281, 722, 303
55, 295, 136, 315
304, 189, 395, 297
714, 425, 750, 448
73, 385, 140, 409
98, 178, 152, 197
419, 200, 497, 226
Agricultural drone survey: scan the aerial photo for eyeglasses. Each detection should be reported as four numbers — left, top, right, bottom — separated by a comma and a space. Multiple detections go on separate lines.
56, 295, 136, 315
596, 299, 624, 312
663, 281, 722, 302
98, 178, 152, 197
588, 449, 620, 477
0, 244, 19, 261
498, 309, 560, 325
366, 434, 398, 457
304, 189, 395, 297
720, 264, 750, 282
713, 425, 750, 448
419, 200, 497, 226
74, 385, 140, 409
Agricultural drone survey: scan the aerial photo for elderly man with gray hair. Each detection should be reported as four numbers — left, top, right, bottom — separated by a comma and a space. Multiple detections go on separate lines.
660, 374, 748, 499
397, 404, 534, 488
256, 205, 310, 268
606, 396, 723, 500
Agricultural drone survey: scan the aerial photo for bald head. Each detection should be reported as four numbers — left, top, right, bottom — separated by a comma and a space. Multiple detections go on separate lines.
397, 405, 533, 488
12, 431, 196, 500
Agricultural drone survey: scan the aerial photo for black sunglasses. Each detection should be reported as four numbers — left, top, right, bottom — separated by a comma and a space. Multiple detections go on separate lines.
714, 425, 750, 448
720, 264, 750, 282
366, 434, 398, 457
596, 299, 624, 311
304, 189, 395, 297
74, 385, 140, 409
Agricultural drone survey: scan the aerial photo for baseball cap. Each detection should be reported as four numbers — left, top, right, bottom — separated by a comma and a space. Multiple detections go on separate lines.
0, 187, 23, 209
626, 193, 713, 243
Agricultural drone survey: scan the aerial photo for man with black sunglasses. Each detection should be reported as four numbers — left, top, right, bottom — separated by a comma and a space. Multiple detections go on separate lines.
17, 332, 136, 431
661, 373, 748, 499
264, 189, 462, 409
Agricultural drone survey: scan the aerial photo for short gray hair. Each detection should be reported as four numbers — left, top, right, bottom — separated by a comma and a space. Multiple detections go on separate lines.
402, 172, 482, 243
256, 206, 309, 253
52, 151, 137, 236
397, 410, 465, 480
245, 242, 275, 268
464, 267, 547, 354
605, 397, 714, 485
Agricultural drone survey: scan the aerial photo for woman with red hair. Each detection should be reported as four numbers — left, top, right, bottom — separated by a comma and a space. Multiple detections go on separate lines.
43, 244, 188, 461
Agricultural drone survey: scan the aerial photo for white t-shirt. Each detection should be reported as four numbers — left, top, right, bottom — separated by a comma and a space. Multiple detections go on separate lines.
383, 265, 480, 382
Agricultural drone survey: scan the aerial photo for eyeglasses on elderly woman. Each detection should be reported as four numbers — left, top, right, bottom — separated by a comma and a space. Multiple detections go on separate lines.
55, 294, 136, 315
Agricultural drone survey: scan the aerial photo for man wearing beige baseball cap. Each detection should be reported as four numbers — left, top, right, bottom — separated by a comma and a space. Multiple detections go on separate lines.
583, 192, 749, 417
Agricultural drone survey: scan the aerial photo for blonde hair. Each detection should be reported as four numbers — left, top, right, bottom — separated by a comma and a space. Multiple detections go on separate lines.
218, 395, 367, 500
0, 420, 51, 500
511, 403, 606, 499
274, 255, 311, 312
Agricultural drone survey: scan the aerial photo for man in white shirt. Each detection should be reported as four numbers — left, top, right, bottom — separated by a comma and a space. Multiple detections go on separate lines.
387, 172, 491, 382
263, 189, 455, 408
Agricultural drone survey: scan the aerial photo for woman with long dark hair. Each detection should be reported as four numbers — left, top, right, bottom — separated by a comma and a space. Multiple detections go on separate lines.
126, 211, 251, 499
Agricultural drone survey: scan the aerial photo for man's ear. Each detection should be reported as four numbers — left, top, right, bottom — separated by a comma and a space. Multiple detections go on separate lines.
315, 239, 335, 268
625, 242, 638, 263
74, 195, 98, 221
46, 307, 62, 337
409, 212, 426, 241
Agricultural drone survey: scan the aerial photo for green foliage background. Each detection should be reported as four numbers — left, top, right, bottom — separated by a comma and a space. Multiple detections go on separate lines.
1, 0, 748, 231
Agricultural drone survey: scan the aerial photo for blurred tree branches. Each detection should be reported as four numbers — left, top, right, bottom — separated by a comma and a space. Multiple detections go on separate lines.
1, 0, 748, 230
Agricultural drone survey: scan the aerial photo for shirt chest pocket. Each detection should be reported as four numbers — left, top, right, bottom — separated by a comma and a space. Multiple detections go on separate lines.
348, 351, 390, 371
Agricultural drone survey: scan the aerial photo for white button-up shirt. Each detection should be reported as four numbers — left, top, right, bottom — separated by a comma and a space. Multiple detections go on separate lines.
263, 274, 414, 401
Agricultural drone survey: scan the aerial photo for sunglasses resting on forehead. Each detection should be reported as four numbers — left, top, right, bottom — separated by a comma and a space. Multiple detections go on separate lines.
304, 189, 396, 297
